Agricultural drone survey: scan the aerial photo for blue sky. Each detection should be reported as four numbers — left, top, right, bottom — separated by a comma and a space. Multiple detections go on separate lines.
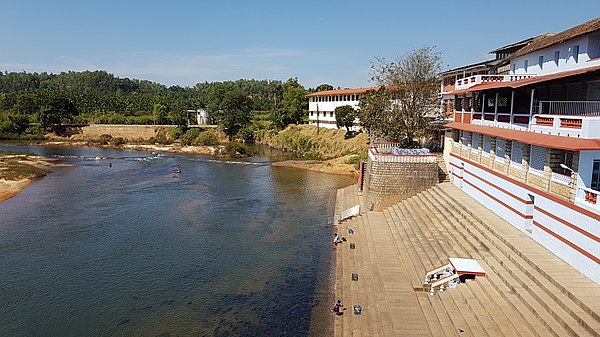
1, 0, 599, 88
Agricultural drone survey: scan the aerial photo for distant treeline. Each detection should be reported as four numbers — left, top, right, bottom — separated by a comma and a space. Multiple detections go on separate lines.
0, 70, 314, 140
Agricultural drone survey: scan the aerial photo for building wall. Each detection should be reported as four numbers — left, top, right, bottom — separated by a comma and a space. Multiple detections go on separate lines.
448, 152, 600, 285
308, 96, 361, 131
63, 124, 174, 140
511, 35, 600, 75
577, 150, 600, 187
365, 157, 438, 211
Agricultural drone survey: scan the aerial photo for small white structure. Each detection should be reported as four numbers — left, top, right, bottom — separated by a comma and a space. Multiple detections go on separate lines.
186, 109, 210, 125
306, 87, 377, 131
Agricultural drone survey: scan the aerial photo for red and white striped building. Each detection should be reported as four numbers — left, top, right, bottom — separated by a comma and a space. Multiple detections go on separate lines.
444, 17, 600, 284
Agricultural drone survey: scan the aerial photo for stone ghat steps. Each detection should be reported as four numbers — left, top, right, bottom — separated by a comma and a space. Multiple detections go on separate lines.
426, 185, 600, 337
333, 182, 600, 337
398, 192, 573, 337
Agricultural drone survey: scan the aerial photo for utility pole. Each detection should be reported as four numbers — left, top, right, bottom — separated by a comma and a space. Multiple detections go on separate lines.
316, 105, 320, 134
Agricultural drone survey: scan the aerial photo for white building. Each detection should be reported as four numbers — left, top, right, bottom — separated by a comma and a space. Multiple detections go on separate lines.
444, 16, 600, 284
306, 87, 378, 131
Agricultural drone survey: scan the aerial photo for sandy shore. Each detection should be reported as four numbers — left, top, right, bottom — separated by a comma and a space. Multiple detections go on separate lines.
0, 178, 32, 203
0, 154, 71, 203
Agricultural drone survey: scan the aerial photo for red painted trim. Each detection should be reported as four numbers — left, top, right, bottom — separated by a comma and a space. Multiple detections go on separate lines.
449, 162, 463, 170
465, 168, 533, 205
535, 206, 600, 244
450, 152, 600, 221
450, 171, 464, 180
533, 220, 600, 266
463, 178, 533, 219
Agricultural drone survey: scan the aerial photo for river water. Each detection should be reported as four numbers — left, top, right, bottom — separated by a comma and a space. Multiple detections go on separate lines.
0, 145, 354, 337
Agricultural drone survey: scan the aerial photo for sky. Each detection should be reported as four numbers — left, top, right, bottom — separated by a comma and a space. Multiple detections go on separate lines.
1, 0, 599, 89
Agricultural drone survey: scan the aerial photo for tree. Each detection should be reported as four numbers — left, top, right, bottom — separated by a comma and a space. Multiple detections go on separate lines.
37, 95, 78, 130
207, 85, 252, 139
152, 103, 167, 124
273, 78, 307, 129
360, 46, 442, 146
335, 105, 358, 132
315, 83, 334, 92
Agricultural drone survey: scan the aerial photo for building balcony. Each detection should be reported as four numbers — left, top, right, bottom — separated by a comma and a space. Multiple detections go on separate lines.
455, 74, 535, 91
575, 186, 600, 212
531, 114, 600, 138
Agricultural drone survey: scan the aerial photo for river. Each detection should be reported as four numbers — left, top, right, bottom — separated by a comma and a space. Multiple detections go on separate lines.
0, 145, 355, 337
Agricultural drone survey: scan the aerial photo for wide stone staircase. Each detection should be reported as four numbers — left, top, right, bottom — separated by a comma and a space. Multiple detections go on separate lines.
334, 182, 600, 337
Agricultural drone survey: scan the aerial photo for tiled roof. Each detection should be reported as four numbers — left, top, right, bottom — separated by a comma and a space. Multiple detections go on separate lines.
445, 122, 600, 151
509, 16, 600, 59
306, 86, 380, 97
451, 64, 600, 95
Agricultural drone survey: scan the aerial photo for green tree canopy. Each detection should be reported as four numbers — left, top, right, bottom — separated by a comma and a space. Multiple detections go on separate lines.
207, 85, 252, 139
334, 105, 358, 132
273, 78, 307, 129
315, 83, 334, 92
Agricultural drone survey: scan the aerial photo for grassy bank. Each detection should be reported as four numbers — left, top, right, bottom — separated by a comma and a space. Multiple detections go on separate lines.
0, 152, 48, 180
256, 124, 369, 160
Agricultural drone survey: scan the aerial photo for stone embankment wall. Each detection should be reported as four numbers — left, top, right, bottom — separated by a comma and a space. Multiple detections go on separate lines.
364, 154, 438, 211
62, 124, 175, 140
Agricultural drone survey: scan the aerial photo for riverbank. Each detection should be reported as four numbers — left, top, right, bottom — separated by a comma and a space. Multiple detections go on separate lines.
0, 153, 71, 203
42, 140, 361, 176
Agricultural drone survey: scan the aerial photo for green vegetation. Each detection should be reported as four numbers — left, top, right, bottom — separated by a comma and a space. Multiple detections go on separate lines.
334, 105, 358, 133
0, 71, 314, 142
360, 47, 442, 146
345, 152, 368, 170
0, 152, 48, 180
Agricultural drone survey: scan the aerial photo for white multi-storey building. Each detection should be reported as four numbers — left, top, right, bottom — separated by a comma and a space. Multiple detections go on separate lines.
306, 87, 378, 131
444, 16, 600, 284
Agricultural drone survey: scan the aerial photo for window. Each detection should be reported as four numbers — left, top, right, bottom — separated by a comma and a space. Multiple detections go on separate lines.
539, 55, 544, 70
495, 138, 506, 162
592, 160, 600, 191
482, 135, 491, 157
329, 112, 333, 117
530, 145, 546, 176
510, 63, 516, 73
471, 133, 481, 153
310, 111, 314, 116
554, 51, 560, 66
524, 60, 529, 72
573, 45, 579, 63
460, 131, 471, 150
511, 141, 524, 169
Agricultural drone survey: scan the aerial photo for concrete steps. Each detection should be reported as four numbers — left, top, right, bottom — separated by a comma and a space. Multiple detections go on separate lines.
333, 181, 600, 337
421, 185, 600, 337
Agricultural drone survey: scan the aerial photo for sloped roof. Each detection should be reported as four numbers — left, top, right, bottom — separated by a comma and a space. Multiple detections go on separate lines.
451, 64, 600, 95
509, 16, 600, 59
489, 33, 555, 54
306, 86, 380, 97
445, 122, 600, 151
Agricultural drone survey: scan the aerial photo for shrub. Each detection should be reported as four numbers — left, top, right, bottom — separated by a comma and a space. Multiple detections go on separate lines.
98, 134, 113, 145
112, 137, 127, 146
196, 130, 218, 145
345, 152, 368, 170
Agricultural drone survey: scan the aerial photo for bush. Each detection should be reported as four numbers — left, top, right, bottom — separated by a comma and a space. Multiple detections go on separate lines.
98, 134, 113, 145
196, 130, 218, 145
112, 137, 127, 146
225, 143, 256, 157
237, 126, 254, 143
169, 126, 186, 139
345, 152, 368, 170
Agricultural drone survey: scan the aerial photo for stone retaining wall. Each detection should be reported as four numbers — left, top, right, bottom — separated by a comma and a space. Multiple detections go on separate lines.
62, 124, 175, 140
364, 154, 438, 211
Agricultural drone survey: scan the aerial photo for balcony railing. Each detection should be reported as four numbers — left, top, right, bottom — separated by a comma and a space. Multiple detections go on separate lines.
576, 186, 600, 210
455, 74, 535, 91
538, 101, 600, 116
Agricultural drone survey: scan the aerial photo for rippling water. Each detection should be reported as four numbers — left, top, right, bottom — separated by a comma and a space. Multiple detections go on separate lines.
0, 145, 354, 337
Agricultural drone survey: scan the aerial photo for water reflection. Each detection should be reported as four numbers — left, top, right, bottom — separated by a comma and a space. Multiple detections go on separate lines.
0, 144, 354, 337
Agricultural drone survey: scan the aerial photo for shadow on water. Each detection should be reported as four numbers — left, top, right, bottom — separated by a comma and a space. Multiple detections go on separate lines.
0, 143, 355, 337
